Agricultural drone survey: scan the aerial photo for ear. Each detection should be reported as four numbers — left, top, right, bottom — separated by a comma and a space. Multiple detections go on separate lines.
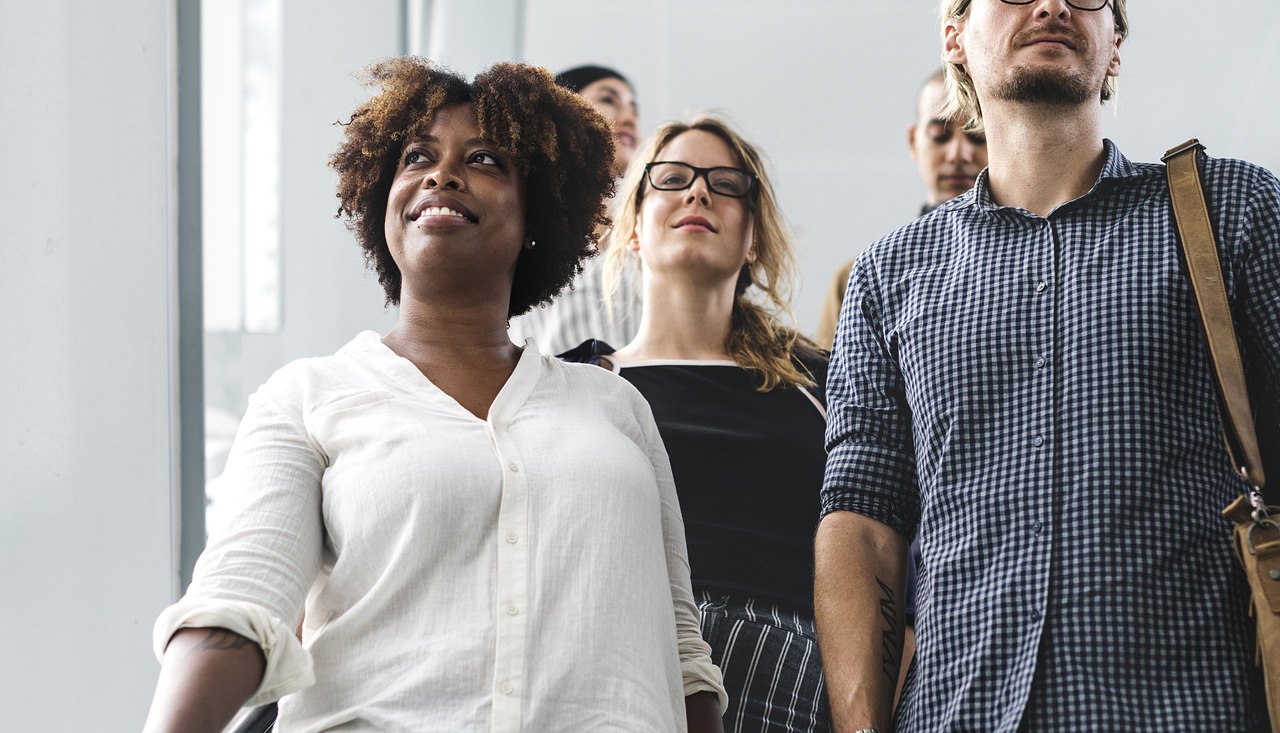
745, 242, 758, 265
943, 18, 967, 67
627, 230, 641, 252
1106, 32, 1123, 78
907, 123, 920, 162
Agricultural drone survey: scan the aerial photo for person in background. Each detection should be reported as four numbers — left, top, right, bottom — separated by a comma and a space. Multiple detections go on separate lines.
509, 64, 644, 355
142, 58, 726, 733
564, 115, 831, 733
815, 0, 1278, 730
815, 67, 987, 348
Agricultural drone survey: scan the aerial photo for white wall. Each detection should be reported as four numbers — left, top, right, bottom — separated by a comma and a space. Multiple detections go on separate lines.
203, 0, 402, 418
0, 1, 180, 729
520, 0, 1280, 331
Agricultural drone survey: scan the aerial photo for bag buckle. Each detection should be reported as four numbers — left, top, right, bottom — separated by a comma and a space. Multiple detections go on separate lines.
1161, 138, 1204, 162
1246, 518, 1280, 556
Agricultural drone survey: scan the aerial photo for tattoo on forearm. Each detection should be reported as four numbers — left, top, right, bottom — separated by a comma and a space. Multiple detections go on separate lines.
186, 629, 252, 657
876, 577, 900, 685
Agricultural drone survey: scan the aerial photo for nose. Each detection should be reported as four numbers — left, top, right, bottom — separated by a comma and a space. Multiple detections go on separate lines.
946, 135, 975, 164
683, 172, 712, 207
421, 159, 464, 190
616, 103, 637, 131
1032, 0, 1072, 19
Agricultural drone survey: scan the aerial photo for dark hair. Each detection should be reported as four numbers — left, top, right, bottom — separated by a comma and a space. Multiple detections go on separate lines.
329, 57, 616, 316
554, 64, 630, 94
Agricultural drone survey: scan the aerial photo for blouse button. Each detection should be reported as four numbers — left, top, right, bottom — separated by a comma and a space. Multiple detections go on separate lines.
506, 532, 519, 544
509, 462, 520, 472
500, 681, 513, 695
506, 603, 519, 616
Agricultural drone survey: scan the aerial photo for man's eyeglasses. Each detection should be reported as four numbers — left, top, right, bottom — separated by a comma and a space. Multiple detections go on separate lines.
958, 0, 1110, 13
642, 162, 758, 199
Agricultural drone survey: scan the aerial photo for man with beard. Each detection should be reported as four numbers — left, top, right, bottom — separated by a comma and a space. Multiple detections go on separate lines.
814, 1, 1279, 732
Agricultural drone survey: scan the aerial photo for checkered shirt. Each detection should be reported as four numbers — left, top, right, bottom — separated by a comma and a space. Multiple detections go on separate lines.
822, 140, 1279, 732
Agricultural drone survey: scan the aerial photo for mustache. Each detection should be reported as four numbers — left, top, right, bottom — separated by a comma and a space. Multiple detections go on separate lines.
1013, 23, 1086, 49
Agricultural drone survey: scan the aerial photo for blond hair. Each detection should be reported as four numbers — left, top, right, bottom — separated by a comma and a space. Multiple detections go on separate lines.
938, 0, 1129, 132
603, 115, 822, 391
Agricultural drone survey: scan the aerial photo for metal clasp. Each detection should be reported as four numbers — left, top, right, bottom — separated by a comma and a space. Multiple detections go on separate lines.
1246, 518, 1280, 556
1161, 138, 1204, 162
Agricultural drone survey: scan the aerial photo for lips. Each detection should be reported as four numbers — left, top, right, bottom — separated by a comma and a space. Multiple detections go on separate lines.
675, 215, 716, 233
615, 130, 637, 150
1029, 35, 1076, 49
409, 194, 477, 223
1017, 24, 1082, 50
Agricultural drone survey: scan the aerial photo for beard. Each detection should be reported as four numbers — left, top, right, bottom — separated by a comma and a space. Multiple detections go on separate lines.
993, 65, 1095, 106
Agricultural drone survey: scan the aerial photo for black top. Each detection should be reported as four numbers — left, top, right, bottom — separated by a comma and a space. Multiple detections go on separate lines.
562, 340, 828, 615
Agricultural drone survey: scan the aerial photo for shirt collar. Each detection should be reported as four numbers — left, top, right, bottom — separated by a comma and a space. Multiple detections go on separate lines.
955, 139, 1143, 214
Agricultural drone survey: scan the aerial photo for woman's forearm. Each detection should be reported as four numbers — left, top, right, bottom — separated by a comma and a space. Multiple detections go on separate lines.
142, 626, 266, 733
685, 690, 725, 733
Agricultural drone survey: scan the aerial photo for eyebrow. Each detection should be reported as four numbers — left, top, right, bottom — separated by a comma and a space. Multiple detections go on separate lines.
407, 135, 493, 148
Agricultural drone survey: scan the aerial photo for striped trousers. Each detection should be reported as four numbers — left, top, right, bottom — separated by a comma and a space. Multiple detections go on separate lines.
696, 591, 832, 733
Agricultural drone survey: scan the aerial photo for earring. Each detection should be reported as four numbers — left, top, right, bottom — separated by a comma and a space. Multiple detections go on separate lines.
524, 237, 536, 250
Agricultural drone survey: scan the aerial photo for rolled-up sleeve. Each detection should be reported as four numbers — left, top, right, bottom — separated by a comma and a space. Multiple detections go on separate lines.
152, 374, 326, 705
822, 250, 920, 538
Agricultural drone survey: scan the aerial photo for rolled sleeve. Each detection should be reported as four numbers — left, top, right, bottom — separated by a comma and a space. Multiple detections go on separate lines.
153, 599, 315, 706
822, 250, 920, 537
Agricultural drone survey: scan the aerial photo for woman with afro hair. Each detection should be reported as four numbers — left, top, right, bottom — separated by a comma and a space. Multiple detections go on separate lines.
144, 58, 726, 733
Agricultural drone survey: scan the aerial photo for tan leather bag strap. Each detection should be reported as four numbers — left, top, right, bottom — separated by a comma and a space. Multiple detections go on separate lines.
1162, 139, 1268, 500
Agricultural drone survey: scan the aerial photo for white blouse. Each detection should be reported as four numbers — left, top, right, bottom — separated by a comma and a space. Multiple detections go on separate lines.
154, 332, 725, 732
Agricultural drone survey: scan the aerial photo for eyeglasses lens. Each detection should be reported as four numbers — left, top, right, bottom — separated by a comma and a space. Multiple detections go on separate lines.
647, 163, 753, 198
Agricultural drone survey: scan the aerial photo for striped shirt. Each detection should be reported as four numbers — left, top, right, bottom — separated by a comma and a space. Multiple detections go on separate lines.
823, 140, 1279, 731
508, 253, 640, 356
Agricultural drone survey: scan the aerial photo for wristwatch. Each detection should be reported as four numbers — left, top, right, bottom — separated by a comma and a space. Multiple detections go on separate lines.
851, 729, 881, 733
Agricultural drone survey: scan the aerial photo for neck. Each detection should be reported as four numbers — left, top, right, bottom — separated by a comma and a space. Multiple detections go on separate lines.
385, 291, 519, 368
615, 268, 737, 362
981, 101, 1107, 217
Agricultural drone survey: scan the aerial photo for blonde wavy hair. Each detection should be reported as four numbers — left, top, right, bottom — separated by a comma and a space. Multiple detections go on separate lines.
939, 0, 1129, 132
603, 115, 822, 392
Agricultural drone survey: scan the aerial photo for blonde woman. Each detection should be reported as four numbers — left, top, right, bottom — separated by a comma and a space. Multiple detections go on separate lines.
563, 116, 830, 732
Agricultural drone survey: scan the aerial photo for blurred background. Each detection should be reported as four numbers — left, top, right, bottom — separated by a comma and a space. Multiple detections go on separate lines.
2, 0, 1277, 729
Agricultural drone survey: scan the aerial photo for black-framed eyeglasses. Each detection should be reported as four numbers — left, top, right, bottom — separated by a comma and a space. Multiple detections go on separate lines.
642, 161, 758, 199
958, 0, 1110, 13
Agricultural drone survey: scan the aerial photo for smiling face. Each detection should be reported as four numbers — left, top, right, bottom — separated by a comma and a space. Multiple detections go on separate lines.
383, 103, 527, 305
945, 0, 1122, 112
908, 78, 988, 206
577, 77, 639, 175
632, 129, 755, 282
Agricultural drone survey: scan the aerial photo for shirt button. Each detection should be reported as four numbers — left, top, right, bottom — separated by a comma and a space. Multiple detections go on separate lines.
506, 603, 519, 616
1036, 281, 1048, 293
1035, 356, 1047, 369
1030, 610, 1042, 621
506, 532, 519, 544
508, 462, 519, 472
500, 681, 513, 695
1032, 435, 1044, 448
1033, 520, 1043, 534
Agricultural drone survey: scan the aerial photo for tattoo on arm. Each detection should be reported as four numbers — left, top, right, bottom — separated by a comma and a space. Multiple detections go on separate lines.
876, 576, 900, 686
186, 629, 253, 657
